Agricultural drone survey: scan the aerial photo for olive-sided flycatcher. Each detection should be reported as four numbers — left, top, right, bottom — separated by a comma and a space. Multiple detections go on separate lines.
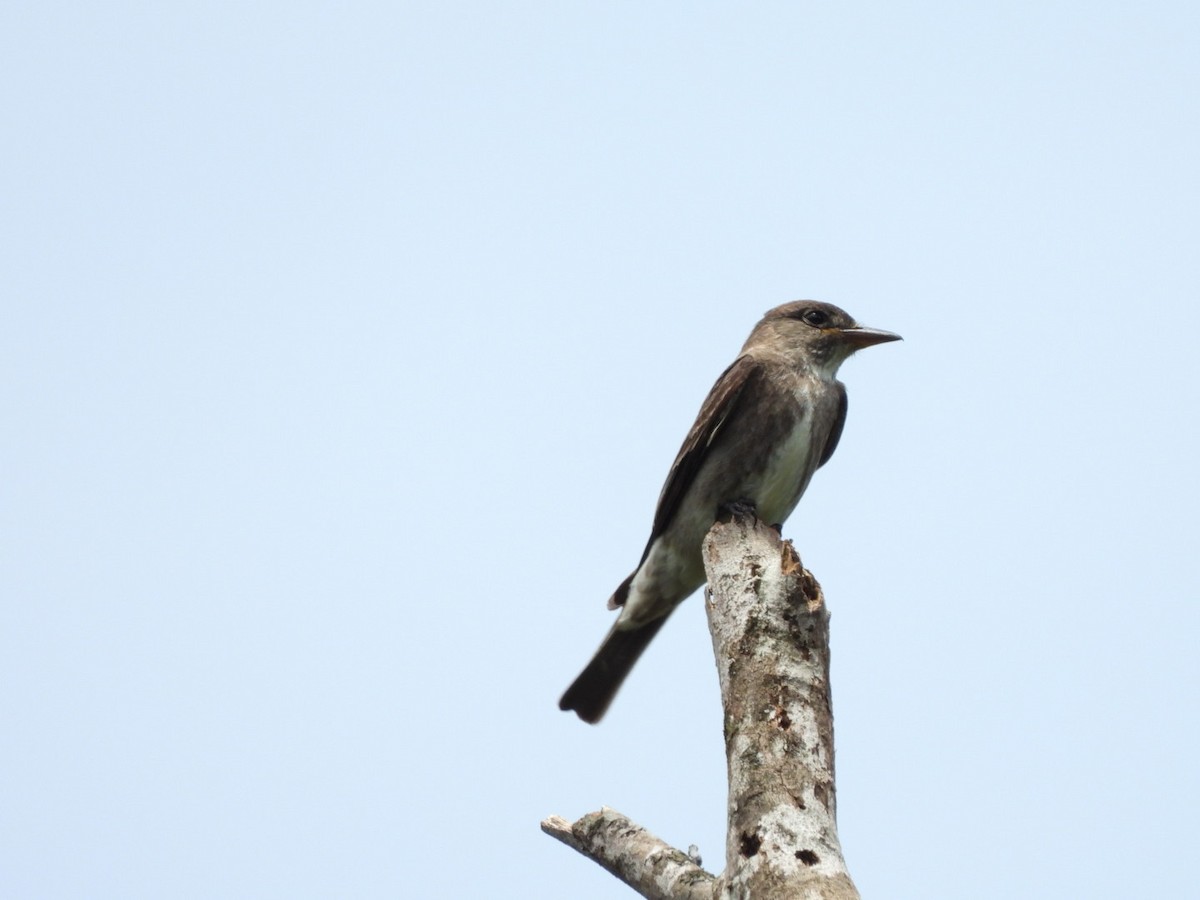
559, 300, 901, 723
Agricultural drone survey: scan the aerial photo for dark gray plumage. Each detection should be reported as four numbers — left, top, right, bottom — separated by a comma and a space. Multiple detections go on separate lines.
560, 300, 900, 723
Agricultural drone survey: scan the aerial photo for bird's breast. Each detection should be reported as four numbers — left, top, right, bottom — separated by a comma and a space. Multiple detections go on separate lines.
753, 410, 819, 526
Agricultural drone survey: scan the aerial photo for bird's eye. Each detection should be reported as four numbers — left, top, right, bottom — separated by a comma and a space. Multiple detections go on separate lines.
801, 309, 829, 327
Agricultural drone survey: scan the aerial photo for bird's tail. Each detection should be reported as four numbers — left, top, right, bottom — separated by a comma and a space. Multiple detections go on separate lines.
559, 617, 667, 724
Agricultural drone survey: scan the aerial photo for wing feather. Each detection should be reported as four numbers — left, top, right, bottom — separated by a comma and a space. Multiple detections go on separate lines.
639, 355, 764, 563
817, 382, 848, 468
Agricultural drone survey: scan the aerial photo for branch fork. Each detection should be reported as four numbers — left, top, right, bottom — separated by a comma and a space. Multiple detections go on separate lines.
544, 514, 859, 899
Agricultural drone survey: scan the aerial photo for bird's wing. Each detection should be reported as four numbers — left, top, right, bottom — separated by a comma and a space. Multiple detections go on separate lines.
640, 354, 765, 561
816, 382, 848, 469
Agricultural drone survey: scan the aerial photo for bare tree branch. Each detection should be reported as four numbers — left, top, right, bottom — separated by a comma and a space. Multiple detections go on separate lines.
546, 513, 859, 898
703, 514, 859, 899
540, 808, 716, 899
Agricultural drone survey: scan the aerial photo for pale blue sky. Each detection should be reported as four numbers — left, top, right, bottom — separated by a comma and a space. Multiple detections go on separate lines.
3, 3, 1198, 898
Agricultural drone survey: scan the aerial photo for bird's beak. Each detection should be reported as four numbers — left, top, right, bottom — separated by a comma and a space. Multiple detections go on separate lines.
839, 326, 902, 349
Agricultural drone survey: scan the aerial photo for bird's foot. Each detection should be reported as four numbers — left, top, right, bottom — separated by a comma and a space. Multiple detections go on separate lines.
719, 498, 759, 523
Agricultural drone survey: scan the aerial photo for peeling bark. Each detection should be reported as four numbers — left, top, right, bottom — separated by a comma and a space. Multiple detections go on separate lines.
704, 515, 859, 900
545, 514, 858, 899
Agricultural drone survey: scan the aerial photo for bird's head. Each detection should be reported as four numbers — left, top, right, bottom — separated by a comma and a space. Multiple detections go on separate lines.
743, 300, 901, 376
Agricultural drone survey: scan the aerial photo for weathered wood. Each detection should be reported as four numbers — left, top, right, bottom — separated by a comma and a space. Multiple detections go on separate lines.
704, 514, 858, 900
540, 808, 716, 900
545, 514, 858, 898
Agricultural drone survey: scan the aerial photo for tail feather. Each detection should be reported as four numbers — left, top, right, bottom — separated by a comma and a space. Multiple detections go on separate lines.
559, 617, 667, 723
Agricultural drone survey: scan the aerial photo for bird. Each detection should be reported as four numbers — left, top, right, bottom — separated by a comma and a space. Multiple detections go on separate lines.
559, 300, 901, 723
